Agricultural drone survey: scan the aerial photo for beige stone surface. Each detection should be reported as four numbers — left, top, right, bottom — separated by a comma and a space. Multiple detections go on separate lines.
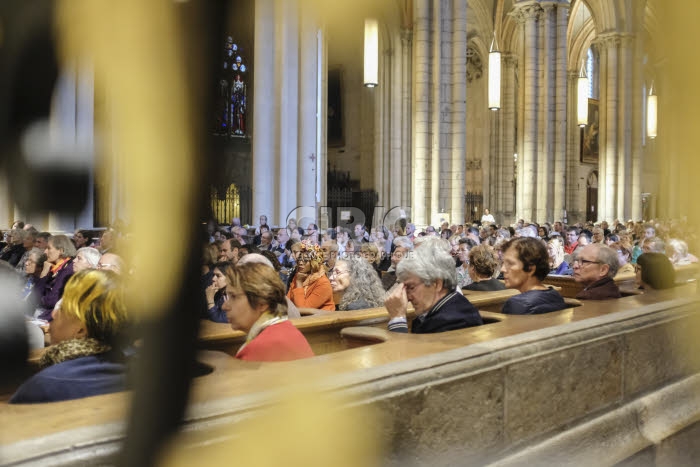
376, 369, 505, 466
505, 337, 623, 443
653, 421, 700, 467
623, 315, 700, 398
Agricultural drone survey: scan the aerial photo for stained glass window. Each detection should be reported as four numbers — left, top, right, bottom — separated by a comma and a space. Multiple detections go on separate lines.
214, 36, 249, 138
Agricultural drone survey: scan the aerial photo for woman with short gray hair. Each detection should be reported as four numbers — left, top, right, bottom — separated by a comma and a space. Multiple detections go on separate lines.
73, 247, 102, 273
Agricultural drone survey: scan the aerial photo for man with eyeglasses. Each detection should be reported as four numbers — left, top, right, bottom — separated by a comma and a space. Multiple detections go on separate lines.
572, 244, 622, 300
384, 241, 482, 333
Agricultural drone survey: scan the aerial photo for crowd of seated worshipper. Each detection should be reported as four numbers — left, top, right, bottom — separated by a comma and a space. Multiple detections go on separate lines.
10, 269, 132, 404
329, 256, 386, 311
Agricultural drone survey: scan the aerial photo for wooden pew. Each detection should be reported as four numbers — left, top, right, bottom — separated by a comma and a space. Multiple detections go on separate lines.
544, 263, 698, 298
3, 283, 699, 467
197, 289, 524, 356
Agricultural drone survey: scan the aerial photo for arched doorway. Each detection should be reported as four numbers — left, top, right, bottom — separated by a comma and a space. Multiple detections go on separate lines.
586, 170, 598, 222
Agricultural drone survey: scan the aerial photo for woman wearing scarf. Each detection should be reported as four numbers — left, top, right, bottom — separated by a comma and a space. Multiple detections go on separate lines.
33, 235, 76, 321
11, 269, 131, 403
223, 262, 313, 362
286, 240, 335, 311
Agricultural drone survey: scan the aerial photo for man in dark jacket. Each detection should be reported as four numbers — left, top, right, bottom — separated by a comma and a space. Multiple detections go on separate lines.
573, 244, 622, 300
385, 238, 483, 333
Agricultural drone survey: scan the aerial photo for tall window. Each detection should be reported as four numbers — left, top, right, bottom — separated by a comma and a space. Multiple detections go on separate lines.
587, 48, 595, 98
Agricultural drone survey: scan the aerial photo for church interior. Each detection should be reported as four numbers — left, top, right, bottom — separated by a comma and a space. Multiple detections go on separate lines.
2, 0, 700, 466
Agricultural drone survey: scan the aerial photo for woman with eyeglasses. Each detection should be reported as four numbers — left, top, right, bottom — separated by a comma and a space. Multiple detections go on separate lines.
286, 240, 335, 311
329, 256, 385, 311
222, 262, 313, 361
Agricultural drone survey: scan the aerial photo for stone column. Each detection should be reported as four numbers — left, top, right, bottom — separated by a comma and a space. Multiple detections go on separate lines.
616, 35, 634, 220
501, 54, 517, 219
595, 36, 608, 222
252, 0, 277, 223
450, 0, 467, 225
389, 30, 403, 210
553, 2, 569, 222
566, 70, 580, 222
602, 35, 620, 221
536, 4, 553, 222
411, 0, 430, 226
401, 28, 413, 208
297, 10, 319, 211
515, 4, 541, 221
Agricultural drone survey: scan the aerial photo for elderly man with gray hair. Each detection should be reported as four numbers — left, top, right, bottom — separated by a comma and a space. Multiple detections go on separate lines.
572, 244, 622, 300
385, 241, 483, 333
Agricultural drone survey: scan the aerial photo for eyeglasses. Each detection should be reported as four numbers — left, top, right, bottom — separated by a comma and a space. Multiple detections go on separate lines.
572, 259, 601, 267
222, 290, 246, 302
329, 269, 349, 278
97, 263, 116, 270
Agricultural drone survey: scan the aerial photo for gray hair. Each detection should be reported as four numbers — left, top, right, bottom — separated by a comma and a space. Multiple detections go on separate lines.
237, 253, 274, 268
414, 236, 451, 253
393, 236, 414, 250
76, 247, 102, 267
49, 234, 77, 258
335, 257, 385, 311
591, 244, 620, 278
397, 241, 457, 290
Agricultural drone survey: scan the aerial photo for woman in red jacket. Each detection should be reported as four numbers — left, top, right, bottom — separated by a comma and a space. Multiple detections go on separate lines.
223, 262, 313, 362
286, 240, 335, 311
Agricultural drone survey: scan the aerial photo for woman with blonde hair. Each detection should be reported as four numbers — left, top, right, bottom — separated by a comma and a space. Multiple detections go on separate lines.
11, 269, 131, 403
223, 262, 313, 361
286, 240, 335, 310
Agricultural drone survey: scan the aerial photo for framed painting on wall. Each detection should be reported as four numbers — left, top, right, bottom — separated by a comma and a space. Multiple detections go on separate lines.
580, 98, 600, 164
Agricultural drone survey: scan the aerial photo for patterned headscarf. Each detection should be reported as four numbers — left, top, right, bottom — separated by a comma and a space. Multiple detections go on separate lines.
298, 239, 324, 272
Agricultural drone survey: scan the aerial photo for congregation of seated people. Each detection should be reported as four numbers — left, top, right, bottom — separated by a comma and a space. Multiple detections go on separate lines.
2, 213, 695, 404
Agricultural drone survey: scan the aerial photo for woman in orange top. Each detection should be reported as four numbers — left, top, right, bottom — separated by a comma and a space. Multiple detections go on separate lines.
286, 240, 335, 311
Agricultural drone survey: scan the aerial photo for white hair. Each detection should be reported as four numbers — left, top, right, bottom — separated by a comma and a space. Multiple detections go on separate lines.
76, 247, 102, 267
237, 253, 273, 268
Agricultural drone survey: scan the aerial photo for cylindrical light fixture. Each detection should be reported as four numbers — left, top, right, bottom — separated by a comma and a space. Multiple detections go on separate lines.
577, 60, 589, 127
488, 34, 501, 110
364, 19, 378, 87
647, 83, 658, 139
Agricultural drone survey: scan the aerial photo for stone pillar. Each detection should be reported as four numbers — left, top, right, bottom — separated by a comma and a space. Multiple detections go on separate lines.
253, 0, 323, 226
411, 0, 430, 226
298, 11, 319, 211
566, 70, 580, 222
601, 35, 620, 221
535, 4, 555, 222
252, 0, 277, 223
389, 30, 403, 210
553, 2, 569, 222
501, 54, 517, 219
278, 0, 300, 223
411, 0, 466, 227
400, 28, 413, 208
515, 4, 541, 221
616, 35, 633, 220
450, 0, 467, 225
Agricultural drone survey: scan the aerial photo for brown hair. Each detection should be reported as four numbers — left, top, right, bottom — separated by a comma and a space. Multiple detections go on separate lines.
468, 245, 499, 277
502, 237, 550, 281
223, 262, 288, 316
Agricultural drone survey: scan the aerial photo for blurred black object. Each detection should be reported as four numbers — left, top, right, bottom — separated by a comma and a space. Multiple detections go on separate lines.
0, 0, 89, 214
